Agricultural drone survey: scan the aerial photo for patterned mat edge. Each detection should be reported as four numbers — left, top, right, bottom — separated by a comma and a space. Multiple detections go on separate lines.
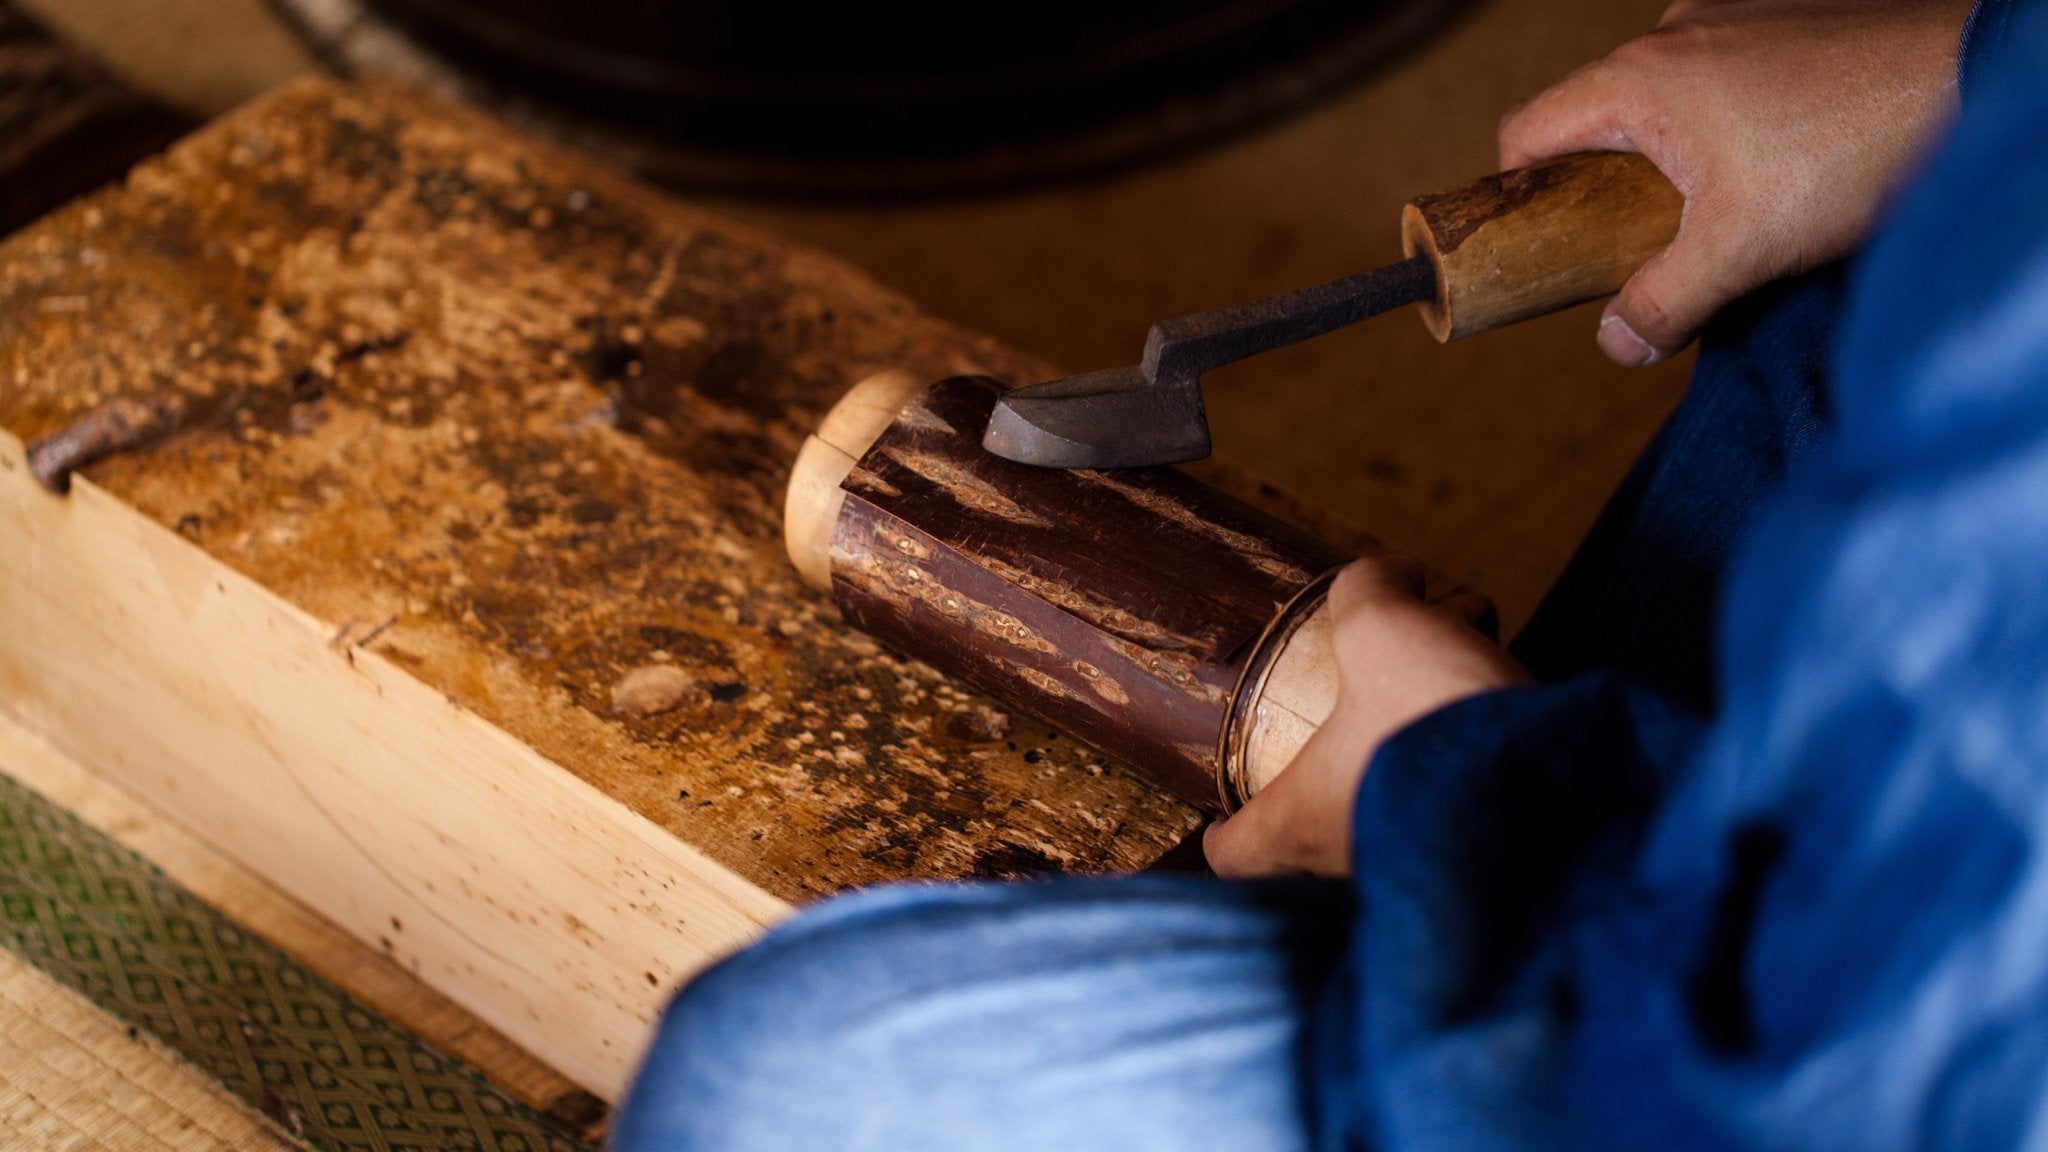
0, 766, 596, 1152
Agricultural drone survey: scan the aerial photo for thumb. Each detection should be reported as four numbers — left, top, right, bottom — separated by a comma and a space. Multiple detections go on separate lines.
1201, 717, 1359, 879
1596, 227, 1726, 366
1201, 794, 1299, 879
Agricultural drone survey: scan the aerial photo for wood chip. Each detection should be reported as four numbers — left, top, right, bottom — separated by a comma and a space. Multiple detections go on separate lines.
611, 665, 696, 717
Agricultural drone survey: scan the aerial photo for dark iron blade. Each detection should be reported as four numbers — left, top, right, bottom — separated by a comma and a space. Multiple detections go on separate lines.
985, 255, 1435, 469
982, 366, 1212, 470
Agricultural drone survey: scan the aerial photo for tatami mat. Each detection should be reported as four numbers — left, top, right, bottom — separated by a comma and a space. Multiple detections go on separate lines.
0, 947, 301, 1151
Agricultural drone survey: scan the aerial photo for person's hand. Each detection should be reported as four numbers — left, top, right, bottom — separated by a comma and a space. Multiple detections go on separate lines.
1203, 556, 1529, 878
1500, 0, 1974, 366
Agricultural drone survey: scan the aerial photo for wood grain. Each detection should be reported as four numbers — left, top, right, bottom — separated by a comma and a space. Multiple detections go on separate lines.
0, 427, 787, 1097
0, 78, 1201, 1094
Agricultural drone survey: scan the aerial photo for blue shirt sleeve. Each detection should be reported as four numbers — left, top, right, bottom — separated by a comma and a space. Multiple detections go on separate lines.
1959, 0, 2034, 99
1332, 6, 2048, 1148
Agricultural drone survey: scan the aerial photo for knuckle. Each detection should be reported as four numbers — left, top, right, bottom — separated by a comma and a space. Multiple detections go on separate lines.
1331, 555, 1422, 611
1497, 55, 1660, 164
1605, 36, 1653, 70
1202, 834, 1240, 875
1367, 552, 1427, 590
1615, 25, 1683, 67
1204, 810, 1295, 878
1327, 564, 1372, 621
1495, 98, 1535, 149
1202, 819, 1249, 874
1434, 590, 1502, 638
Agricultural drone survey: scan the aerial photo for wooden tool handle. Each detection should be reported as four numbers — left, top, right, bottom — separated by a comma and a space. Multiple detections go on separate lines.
1401, 151, 1682, 342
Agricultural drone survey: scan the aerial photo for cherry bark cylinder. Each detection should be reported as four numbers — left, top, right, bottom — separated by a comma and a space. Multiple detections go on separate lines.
786, 374, 1348, 813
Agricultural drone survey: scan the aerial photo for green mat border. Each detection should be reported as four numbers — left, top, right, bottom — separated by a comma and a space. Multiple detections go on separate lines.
0, 768, 596, 1152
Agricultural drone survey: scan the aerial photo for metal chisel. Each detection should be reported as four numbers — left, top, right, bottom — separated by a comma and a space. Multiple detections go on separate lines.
983, 151, 1683, 470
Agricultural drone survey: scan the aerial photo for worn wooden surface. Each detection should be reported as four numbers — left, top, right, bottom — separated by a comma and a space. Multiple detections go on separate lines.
0, 77, 1199, 897
0, 419, 789, 1097
833, 376, 1352, 809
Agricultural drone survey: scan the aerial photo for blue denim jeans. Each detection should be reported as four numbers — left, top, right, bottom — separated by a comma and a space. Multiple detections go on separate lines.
611, 876, 1352, 1151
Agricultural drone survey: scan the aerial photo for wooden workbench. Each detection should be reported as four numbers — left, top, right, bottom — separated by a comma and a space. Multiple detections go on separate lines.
0, 77, 1201, 1097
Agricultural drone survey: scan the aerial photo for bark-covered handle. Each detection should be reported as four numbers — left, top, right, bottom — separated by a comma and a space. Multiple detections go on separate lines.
1401, 151, 1682, 342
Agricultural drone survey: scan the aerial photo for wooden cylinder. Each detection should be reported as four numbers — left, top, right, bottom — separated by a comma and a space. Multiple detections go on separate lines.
784, 373, 1349, 813
1402, 150, 1683, 343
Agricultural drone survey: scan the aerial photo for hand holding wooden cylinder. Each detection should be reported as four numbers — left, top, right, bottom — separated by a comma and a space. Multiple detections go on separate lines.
1404, 151, 1683, 342
786, 373, 1347, 814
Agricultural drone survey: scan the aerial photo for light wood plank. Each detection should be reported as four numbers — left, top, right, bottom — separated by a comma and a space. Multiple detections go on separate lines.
0, 425, 787, 1097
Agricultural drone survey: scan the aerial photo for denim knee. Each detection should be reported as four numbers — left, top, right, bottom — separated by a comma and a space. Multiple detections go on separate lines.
610, 876, 1350, 1152
608, 883, 988, 1151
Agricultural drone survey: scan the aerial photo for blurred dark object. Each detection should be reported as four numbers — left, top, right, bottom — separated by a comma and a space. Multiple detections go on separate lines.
0, 2, 193, 235
319, 0, 1469, 196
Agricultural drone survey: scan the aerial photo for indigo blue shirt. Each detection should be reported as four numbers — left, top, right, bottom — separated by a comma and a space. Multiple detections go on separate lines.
1335, 3, 2048, 1147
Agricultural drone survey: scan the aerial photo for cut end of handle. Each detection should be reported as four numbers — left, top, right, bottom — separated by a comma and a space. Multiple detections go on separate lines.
1398, 202, 1456, 344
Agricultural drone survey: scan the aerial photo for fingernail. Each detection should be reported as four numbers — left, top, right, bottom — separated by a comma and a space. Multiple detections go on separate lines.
1598, 314, 1660, 366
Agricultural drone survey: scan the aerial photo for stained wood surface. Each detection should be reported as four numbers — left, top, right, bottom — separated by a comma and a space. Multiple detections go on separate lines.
833, 377, 1354, 809
0, 76, 1197, 893
25, 0, 1695, 640
0, 77, 1204, 1093
0, 425, 788, 1097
